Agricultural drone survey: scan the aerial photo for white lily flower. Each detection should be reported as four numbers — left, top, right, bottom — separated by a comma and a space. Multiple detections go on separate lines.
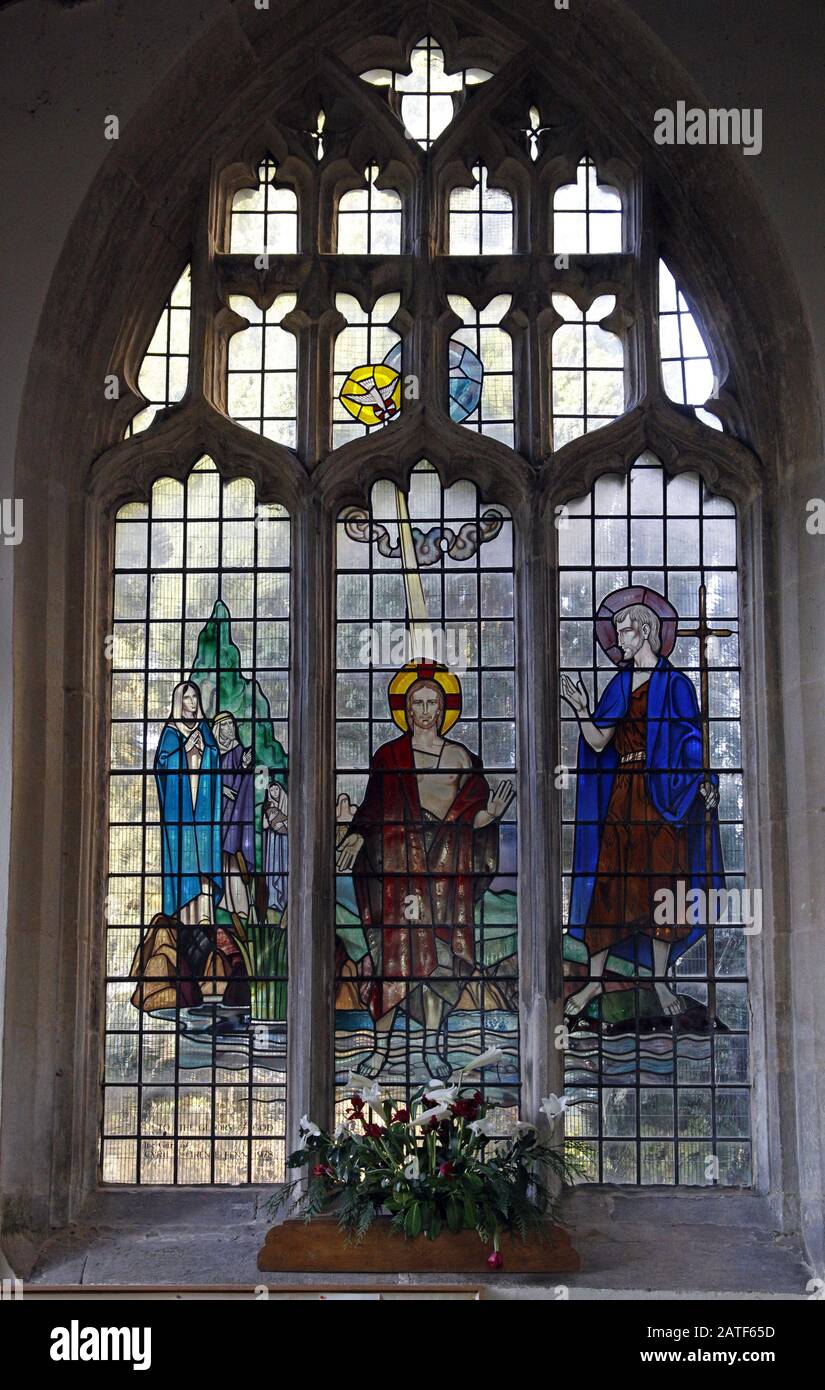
468, 1117, 499, 1139
410, 1103, 450, 1127
541, 1093, 571, 1124
424, 1083, 459, 1105
347, 1074, 386, 1110
298, 1114, 321, 1144
461, 1047, 505, 1075
403, 1155, 420, 1180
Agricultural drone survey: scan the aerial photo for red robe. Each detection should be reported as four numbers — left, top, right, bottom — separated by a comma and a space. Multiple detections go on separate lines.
350, 734, 498, 1022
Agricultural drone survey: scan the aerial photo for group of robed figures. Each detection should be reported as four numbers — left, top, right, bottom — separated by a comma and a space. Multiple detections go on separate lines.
334, 584, 725, 1082
129, 679, 288, 1020
128, 584, 726, 1079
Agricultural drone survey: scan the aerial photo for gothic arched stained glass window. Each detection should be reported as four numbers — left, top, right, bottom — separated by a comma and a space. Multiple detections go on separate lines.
100, 17, 755, 1192
559, 455, 748, 1185
103, 459, 290, 1184
334, 463, 518, 1114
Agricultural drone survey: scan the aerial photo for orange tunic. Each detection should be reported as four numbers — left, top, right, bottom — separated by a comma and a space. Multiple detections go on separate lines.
584, 680, 693, 954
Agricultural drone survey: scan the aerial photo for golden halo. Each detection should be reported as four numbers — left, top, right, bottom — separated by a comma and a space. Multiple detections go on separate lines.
388, 661, 462, 733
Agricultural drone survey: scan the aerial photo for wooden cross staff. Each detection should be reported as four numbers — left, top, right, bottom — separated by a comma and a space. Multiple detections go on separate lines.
395, 485, 431, 660
677, 582, 733, 1032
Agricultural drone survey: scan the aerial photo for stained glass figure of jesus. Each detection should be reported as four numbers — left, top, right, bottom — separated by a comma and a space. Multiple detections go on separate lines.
562, 588, 724, 1023
336, 662, 515, 1080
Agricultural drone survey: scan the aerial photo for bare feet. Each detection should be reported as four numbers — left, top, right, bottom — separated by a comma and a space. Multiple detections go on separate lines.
424, 1050, 452, 1080
565, 979, 603, 1017
654, 982, 684, 1016
354, 1048, 388, 1080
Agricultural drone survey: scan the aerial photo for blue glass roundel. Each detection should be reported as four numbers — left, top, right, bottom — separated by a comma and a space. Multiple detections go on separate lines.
382, 340, 484, 424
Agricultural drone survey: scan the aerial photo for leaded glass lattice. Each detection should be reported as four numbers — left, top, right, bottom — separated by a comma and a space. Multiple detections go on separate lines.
227, 294, 298, 445
102, 457, 290, 1185
551, 293, 625, 448
333, 292, 402, 446
229, 159, 298, 254
553, 157, 622, 255
559, 454, 749, 1186
360, 36, 492, 150
447, 294, 514, 445
659, 260, 722, 430
334, 462, 519, 1118
449, 164, 514, 254
338, 165, 402, 254
126, 265, 191, 438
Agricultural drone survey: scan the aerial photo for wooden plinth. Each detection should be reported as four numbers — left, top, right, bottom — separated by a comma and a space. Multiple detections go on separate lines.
258, 1215, 580, 1274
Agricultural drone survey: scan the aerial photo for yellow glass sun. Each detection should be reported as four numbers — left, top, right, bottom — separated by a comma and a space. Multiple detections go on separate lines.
339, 362, 401, 426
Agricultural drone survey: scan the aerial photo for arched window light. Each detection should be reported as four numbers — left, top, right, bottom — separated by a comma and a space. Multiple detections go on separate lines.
337, 165, 402, 254
551, 294, 625, 449
226, 294, 298, 445
125, 265, 191, 438
333, 292, 402, 446
659, 261, 722, 429
559, 454, 745, 1185
361, 35, 492, 149
553, 157, 623, 254
229, 158, 298, 254
449, 164, 514, 254
104, 457, 291, 1185
447, 294, 514, 446
334, 462, 518, 1119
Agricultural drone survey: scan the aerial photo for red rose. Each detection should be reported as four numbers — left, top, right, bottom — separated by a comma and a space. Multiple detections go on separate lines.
362, 1122, 386, 1139
311, 1163, 328, 1178
350, 1095, 364, 1112
487, 1251, 504, 1270
438, 1161, 455, 1178
392, 1108, 410, 1124
451, 1099, 479, 1120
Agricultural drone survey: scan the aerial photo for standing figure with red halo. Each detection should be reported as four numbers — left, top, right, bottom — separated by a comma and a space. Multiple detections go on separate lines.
562, 587, 725, 1026
336, 661, 515, 1080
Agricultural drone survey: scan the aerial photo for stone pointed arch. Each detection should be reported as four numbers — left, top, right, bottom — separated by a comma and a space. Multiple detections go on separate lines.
3, 0, 823, 1280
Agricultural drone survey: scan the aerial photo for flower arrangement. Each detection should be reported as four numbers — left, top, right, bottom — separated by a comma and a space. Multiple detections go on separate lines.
269, 1049, 585, 1267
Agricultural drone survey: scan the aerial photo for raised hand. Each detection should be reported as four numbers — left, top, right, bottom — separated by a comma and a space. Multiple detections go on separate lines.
336, 831, 364, 872
486, 779, 516, 822
336, 791, 357, 825
699, 781, 720, 811
561, 672, 590, 718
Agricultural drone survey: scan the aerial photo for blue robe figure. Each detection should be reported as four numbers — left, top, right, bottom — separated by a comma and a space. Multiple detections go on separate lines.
154, 681, 223, 924
566, 609, 725, 1021
263, 780, 289, 915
